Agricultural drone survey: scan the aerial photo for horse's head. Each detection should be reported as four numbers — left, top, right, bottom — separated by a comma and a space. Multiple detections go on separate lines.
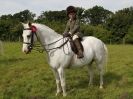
22, 22, 62, 54
22, 23, 36, 54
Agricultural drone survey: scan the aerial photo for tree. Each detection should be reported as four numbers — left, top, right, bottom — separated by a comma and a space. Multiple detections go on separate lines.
75, 7, 85, 20
13, 10, 36, 22
37, 10, 66, 23
83, 6, 113, 25
0, 14, 13, 20
0, 10, 35, 41
126, 25, 133, 44
36, 10, 67, 33
106, 7, 133, 43
0, 13, 23, 41
81, 24, 111, 43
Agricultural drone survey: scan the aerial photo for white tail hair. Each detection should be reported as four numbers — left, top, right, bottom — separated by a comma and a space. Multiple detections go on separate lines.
103, 44, 108, 72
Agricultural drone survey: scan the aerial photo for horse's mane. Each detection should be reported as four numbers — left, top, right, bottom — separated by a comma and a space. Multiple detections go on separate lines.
33, 23, 60, 35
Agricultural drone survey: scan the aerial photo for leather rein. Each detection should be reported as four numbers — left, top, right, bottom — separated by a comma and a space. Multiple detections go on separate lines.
23, 29, 69, 53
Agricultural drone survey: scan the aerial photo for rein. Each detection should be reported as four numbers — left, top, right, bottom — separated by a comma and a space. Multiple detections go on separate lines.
44, 38, 69, 52
43, 38, 64, 46
33, 37, 69, 53
23, 29, 69, 53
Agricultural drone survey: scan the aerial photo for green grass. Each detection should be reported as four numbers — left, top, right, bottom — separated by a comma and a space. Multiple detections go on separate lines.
0, 42, 133, 99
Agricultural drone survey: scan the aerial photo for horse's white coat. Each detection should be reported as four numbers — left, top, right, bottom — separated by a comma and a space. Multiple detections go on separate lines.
22, 23, 108, 96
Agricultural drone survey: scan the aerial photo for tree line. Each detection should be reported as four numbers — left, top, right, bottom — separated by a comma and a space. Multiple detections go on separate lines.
0, 6, 133, 44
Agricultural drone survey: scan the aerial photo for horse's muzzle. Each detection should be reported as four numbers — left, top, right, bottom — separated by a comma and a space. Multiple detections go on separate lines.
23, 49, 30, 54
23, 47, 31, 54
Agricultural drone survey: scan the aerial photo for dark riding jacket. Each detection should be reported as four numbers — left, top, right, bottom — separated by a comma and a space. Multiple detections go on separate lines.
64, 18, 82, 38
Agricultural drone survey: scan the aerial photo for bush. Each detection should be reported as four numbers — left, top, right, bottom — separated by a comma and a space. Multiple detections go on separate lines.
126, 25, 133, 44
81, 24, 111, 43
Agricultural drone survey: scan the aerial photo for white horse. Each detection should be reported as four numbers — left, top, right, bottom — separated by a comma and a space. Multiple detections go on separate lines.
22, 23, 108, 96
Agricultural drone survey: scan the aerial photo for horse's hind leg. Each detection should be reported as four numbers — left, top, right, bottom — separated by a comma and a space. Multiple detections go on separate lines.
99, 64, 104, 89
88, 63, 93, 86
96, 61, 104, 89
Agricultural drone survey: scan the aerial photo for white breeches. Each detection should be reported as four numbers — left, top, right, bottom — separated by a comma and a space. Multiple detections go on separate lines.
72, 35, 79, 40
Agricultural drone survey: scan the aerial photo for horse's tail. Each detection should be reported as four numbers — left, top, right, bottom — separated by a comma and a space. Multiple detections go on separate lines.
103, 44, 108, 72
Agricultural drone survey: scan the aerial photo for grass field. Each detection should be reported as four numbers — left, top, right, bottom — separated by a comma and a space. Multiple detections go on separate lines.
0, 42, 133, 99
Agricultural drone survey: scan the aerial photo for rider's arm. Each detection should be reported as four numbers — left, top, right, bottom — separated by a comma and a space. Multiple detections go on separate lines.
69, 19, 80, 35
64, 21, 70, 33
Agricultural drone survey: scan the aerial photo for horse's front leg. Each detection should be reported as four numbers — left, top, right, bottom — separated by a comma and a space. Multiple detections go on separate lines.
58, 67, 67, 96
52, 69, 62, 96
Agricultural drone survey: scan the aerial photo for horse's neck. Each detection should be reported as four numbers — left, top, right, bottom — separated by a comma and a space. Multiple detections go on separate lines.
36, 24, 62, 46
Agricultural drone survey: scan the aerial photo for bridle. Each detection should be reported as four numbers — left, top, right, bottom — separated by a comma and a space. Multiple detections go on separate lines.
23, 29, 69, 53
23, 28, 35, 52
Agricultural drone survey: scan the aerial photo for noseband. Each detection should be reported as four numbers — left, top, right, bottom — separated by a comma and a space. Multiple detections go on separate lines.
23, 29, 35, 51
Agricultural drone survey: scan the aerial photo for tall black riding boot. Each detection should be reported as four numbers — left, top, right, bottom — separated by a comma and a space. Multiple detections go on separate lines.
74, 38, 84, 58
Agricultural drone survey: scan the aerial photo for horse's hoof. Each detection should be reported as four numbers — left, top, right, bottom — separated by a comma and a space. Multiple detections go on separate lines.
56, 93, 59, 96
63, 93, 67, 97
100, 86, 103, 89
56, 91, 61, 96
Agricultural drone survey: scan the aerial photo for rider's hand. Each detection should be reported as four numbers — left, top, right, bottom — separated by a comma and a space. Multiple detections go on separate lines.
63, 32, 71, 37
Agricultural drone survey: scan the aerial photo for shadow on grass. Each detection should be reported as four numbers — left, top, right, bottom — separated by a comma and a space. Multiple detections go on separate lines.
68, 71, 122, 92
104, 71, 122, 86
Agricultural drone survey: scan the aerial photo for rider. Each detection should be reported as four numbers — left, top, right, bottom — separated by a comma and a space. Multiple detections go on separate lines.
63, 6, 84, 58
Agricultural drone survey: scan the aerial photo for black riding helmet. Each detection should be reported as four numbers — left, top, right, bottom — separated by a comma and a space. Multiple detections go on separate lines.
66, 6, 77, 16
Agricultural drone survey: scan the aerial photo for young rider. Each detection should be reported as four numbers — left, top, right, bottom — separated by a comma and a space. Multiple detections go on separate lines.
63, 6, 84, 58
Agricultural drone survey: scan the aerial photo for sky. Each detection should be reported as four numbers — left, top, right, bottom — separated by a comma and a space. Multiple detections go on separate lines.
0, 0, 133, 17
